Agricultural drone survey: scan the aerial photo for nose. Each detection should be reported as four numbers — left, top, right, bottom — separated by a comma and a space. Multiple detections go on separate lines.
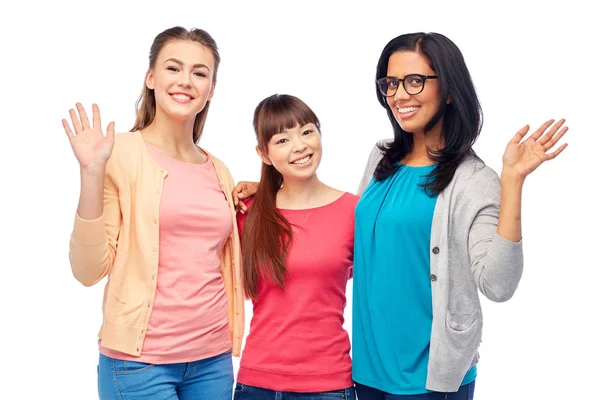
177, 72, 192, 88
393, 83, 411, 102
292, 137, 308, 153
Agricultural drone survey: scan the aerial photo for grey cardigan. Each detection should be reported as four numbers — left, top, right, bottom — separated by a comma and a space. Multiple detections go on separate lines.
357, 141, 524, 392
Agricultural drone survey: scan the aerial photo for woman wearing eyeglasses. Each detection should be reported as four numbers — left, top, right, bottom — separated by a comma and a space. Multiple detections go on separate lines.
232, 32, 568, 400
350, 33, 567, 399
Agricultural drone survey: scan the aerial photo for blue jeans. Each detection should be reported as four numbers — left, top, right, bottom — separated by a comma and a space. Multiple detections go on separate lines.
98, 349, 234, 399
233, 383, 356, 399
355, 381, 475, 400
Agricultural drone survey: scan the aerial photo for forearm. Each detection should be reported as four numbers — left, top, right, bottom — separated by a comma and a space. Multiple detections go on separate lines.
77, 167, 106, 220
496, 171, 525, 243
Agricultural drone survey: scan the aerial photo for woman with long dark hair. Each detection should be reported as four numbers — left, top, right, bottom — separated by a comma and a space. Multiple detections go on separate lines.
351, 32, 566, 399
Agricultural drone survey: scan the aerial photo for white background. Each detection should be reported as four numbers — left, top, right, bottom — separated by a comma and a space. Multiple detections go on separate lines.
1, 1, 598, 399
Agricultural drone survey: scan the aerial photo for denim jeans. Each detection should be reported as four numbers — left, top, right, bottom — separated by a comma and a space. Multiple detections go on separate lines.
98, 349, 233, 399
233, 383, 356, 399
355, 381, 475, 400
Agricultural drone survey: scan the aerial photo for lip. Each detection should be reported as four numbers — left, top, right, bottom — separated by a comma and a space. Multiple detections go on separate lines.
289, 154, 313, 165
396, 105, 420, 120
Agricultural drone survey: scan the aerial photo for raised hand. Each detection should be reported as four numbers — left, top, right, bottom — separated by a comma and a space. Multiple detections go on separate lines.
502, 118, 568, 179
62, 103, 115, 172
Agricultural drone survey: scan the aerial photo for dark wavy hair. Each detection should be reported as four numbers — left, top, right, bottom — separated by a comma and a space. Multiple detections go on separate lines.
374, 32, 483, 194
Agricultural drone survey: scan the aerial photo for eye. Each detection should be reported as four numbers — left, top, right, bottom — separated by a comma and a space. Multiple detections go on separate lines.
167, 66, 179, 72
408, 76, 424, 87
303, 129, 314, 135
387, 78, 399, 88
194, 71, 207, 77
276, 138, 288, 144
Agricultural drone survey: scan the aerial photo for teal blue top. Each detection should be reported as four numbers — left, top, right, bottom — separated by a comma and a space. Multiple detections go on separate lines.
352, 165, 476, 395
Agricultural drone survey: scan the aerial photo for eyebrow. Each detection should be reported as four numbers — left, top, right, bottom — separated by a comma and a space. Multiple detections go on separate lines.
165, 58, 211, 71
279, 123, 313, 134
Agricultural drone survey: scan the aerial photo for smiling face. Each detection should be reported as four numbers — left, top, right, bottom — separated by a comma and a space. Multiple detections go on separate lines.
385, 51, 442, 135
145, 39, 216, 122
259, 123, 322, 183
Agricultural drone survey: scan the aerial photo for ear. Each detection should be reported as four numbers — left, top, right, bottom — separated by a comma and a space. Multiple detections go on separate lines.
207, 81, 216, 101
145, 69, 155, 90
255, 145, 272, 165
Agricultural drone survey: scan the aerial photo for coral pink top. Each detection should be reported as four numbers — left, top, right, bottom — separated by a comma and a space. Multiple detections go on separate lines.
237, 192, 358, 391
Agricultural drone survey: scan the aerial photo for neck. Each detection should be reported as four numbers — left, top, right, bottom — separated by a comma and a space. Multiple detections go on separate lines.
405, 120, 444, 165
277, 174, 324, 208
141, 109, 197, 152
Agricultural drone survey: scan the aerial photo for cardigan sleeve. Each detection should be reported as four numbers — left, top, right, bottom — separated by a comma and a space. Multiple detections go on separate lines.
467, 170, 524, 302
69, 154, 122, 287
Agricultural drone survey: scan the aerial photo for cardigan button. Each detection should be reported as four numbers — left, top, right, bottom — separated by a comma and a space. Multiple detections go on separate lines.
432, 246, 440, 254
430, 274, 438, 282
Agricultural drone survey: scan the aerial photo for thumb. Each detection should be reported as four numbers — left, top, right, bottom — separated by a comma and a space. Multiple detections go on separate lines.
107, 121, 115, 142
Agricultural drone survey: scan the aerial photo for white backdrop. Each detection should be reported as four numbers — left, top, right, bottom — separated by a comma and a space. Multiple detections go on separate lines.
1, 1, 597, 399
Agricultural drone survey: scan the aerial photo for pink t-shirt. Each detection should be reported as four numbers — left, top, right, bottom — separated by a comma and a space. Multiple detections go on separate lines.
100, 144, 232, 363
237, 192, 358, 392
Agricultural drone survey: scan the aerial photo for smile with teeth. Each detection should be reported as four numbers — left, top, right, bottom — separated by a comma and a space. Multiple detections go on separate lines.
291, 155, 312, 165
398, 106, 420, 114
171, 93, 193, 102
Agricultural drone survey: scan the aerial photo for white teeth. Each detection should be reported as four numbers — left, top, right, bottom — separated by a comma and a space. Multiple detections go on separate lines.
398, 106, 419, 113
172, 94, 191, 101
292, 155, 311, 164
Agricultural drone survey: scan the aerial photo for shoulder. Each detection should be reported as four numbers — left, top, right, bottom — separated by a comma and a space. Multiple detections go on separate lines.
200, 147, 234, 188
113, 131, 143, 152
453, 155, 501, 199
204, 149, 233, 181
362, 138, 391, 173
368, 139, 391, 159
342, 192, 360, 207
105, 131, 144, 175
332, 192, 359, 217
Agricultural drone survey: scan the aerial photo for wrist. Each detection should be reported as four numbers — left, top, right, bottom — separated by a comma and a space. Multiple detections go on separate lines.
80, 164, 107, 180
500, 167, 526, 186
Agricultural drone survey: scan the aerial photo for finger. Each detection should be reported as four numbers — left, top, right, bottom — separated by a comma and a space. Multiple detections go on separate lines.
511, 125, 530, 144
62, 119, 75, 140
69, 108, 83, 134
545, 143, 568, 160
539, 118, 566, 146
529, 119, 555, 141
92, 104, 102, 129
77, 103, 91, 130
106, 121, 115, 142
543, 126, 568, 150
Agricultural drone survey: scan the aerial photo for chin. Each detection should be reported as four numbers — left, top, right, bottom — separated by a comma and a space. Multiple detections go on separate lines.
165, 108, 200, 121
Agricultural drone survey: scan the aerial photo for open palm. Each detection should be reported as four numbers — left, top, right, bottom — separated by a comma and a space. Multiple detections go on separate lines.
502, 119, 568, 178
62, 103, 115, 170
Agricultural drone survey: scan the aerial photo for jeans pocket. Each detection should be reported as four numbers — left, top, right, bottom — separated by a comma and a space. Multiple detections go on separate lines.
114, 359, 154, 374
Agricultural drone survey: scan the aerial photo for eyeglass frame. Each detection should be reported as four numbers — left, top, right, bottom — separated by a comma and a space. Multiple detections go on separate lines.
376, 74, 438, 97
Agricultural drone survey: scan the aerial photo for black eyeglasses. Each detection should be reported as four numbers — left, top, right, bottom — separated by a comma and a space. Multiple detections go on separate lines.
376, 74, 438, 97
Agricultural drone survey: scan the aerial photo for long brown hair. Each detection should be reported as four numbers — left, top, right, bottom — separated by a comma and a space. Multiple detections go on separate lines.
242, 94, 321, 299
130, 26, 221, 143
